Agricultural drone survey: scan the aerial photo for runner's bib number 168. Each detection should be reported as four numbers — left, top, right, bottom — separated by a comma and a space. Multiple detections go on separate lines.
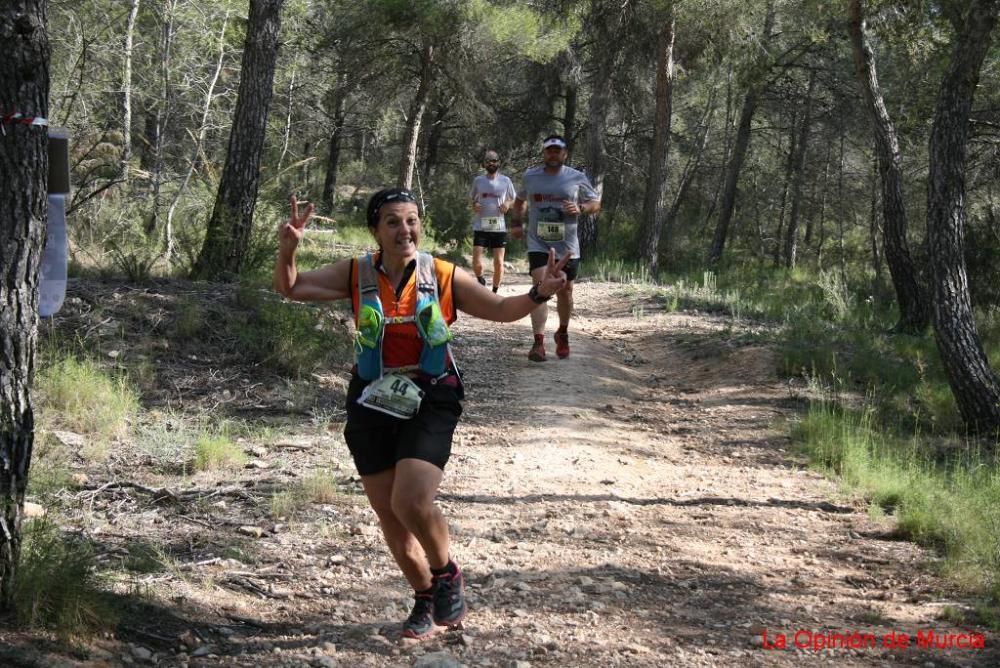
536, 222, 565, 242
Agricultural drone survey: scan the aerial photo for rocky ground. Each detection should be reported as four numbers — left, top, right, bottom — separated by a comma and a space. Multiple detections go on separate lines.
2, 271, 995, 668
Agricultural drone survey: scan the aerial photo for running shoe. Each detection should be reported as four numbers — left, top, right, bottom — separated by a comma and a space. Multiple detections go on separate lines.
476, 275, 487, 287
555, 329, 570, 359
528, 334, 546, 362
402, 591, 436, 639
431, 565, 467, 627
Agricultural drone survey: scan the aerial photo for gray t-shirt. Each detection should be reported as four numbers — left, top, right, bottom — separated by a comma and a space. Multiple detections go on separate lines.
470, 174, 516, 232
518, 165, 599, 259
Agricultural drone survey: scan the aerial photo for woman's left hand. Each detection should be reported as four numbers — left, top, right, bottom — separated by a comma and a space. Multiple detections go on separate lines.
538, 248, 571, 297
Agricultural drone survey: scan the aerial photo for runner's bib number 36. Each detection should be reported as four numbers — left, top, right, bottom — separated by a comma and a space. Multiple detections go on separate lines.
357, 373, 424, 419
479, 216, 505, 232
536, 222, 565, 242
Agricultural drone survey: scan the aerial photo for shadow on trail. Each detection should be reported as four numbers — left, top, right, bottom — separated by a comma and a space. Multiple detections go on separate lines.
440, 492, 854, 514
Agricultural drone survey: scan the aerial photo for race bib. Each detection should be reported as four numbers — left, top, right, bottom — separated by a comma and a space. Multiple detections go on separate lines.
357, 373, 424, 419
537, 222, 565, 242
480, 216, 505, 232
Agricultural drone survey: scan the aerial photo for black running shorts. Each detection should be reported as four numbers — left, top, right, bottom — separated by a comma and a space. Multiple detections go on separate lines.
473, 231, 508, 249
528, 252, 580, 282
343, 374, 463, 476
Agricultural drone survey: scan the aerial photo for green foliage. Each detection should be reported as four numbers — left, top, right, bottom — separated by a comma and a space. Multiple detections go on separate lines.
35, 356, 139, 447
794, 399, 1000, 602
230, 284, 351, 377
14, 520, 116, 638
466, 0, 581, 63
270, 469, 340, 518
194, 432, 248, 471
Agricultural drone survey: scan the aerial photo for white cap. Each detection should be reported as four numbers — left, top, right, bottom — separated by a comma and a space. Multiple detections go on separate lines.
542, 137, 566, 149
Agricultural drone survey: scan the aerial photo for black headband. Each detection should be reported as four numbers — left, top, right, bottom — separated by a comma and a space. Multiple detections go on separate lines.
367, 188, 418, 227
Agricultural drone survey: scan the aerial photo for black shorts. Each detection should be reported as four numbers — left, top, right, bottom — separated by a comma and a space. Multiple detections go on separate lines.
343, 374, 463, 476
528, 252, 580, 282
473, 231, 508, 249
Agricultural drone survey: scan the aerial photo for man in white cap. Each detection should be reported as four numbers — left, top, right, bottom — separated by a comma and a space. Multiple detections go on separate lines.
469, 150, 516, 293
511, 134, 601, 362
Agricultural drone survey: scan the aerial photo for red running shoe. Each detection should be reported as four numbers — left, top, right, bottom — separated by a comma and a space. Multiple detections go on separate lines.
555, 329, 570, 359
528, 334, 546, 362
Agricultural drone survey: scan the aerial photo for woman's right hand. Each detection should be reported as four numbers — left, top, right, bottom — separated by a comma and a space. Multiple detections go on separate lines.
279, 195, 314, 252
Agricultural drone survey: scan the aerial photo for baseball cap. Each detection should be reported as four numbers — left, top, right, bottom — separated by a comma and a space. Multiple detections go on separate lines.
542, 137, 566, 149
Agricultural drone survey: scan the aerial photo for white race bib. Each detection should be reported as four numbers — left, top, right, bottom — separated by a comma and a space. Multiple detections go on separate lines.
357, 373, 424, 419
480, 216, 505, 232
536, 222, 565, 242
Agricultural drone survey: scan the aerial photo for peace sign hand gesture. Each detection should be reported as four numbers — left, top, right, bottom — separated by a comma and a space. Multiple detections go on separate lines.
279, 195, 315, 253
537, 248, 571, 298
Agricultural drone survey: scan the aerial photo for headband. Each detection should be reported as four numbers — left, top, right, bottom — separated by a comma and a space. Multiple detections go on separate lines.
367, 188, 418, 226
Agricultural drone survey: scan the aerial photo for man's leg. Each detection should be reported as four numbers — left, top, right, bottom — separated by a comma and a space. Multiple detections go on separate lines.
472, 245, 486, 286
491, 246, 506, 291
528, 264, 548, 361
555, 280, 574, 358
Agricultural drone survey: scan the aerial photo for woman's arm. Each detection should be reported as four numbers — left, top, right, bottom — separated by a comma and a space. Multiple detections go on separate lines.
454, 249, 569, 322
273, 196, 353, 302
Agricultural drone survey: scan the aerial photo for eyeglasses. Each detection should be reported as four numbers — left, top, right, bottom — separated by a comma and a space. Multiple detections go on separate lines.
485, 160, 499, 164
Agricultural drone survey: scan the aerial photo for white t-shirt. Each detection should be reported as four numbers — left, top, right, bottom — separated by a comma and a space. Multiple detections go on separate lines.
470, 173, 517, 232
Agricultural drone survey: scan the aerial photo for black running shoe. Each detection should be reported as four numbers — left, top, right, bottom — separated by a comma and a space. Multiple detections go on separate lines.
402, 591, 436, 639
432, 565, 467, 627
476, 275, 487, 287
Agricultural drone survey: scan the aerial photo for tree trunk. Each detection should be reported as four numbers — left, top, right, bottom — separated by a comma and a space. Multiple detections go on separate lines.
782, 70, 816, 268
708, 4, 774, 266
193, 0, 284, 280
165, 9, 229, 263
847, 0, 928, 333
709, 86, 759, 266
0, 0, 48, 611
146, 0, 177, 236
926, 0, 1000, 433
638, 11, 676, 275
422, 96, 452, 190
321, 82, 348, 214
120, 0, 140, 182
397, 41, 434, 191
563, 82, 577, 153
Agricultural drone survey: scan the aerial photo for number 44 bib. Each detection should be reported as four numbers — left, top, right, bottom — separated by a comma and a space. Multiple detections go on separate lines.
357, 373, 425, 419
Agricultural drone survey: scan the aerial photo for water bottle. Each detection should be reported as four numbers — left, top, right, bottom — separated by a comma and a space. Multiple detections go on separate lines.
40, 127, 70, 318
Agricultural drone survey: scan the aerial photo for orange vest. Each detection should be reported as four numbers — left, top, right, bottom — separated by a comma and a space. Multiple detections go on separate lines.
350, 253, 457, 371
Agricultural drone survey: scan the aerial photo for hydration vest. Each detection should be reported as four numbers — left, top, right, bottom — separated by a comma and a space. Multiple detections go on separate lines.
354, 252, 455, 381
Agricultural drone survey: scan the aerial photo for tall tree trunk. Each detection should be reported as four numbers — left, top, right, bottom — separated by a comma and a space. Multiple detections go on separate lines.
848, 0, 928, 332
422, 95, 452, 190
0, 0, 49, 610
120, 0, 140, 182
398, 41, 434, 191
146, 0, 177, 235
782, 70, 816, 268
926, 0, 1000, 433
564, 82, 577, 153
708, 4, 775, 265
638, 11, 676, 275
276, 69, 295, 171
665, 89, 716, 256
321, 81, 348, 214
165, 9, 229, 263
193, 0, 284, 280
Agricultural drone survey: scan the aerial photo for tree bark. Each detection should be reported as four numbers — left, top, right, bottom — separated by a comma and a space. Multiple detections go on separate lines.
847, 0, 928, 332
321, 80, 348, 214
397, 41, 434, 191
120, 0, 140, 182
146, 0, 177, 235
926, 0, 1000, 433
782, 69, 816, 268
563, 82, 577, 154
638, 11, 676, 275
193, 0, 284, 280
708, 4, 775, 266
0, 0, 49, 611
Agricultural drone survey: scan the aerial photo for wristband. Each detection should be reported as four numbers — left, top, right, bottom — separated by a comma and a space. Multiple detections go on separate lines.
528, 283, 551, 304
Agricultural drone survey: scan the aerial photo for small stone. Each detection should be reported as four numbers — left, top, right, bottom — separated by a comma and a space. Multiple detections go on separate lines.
130, 645, 153, 661
238, 526, 265, 538
414, 651, 466, 667
70, 473, 90, 486
23, 502, 45, 519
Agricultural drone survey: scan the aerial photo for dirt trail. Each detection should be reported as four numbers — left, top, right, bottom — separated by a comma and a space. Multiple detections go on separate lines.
8, 276, 995, 668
